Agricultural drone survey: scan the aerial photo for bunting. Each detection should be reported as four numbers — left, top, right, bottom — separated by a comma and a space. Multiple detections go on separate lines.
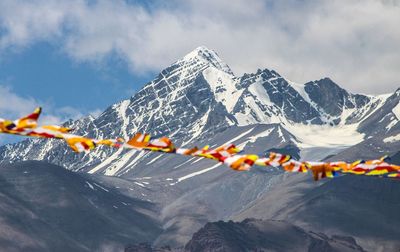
1, 107, 399, 181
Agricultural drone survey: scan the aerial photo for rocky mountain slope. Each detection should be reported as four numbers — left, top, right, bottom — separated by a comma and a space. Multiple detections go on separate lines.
0, 161, 161, 252
125, 219, 366, 252
233, 172, 400, 251
1, 160, 398, 251
184, 219, 365, 252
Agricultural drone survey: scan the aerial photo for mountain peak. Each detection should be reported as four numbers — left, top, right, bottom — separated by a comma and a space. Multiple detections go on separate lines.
182, 46, 216, 60
179, 46, 234, 75
184, 45, 212, 56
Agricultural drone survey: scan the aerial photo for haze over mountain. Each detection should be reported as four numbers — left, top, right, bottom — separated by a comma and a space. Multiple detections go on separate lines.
0, 47, 399, 251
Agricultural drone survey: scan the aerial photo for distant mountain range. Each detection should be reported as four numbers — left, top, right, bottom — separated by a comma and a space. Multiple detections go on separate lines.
0, 47, 399, 251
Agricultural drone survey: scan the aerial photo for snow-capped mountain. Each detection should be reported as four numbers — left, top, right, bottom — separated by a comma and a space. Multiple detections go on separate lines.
0, 46, 399, 249
0, 46, 397, 172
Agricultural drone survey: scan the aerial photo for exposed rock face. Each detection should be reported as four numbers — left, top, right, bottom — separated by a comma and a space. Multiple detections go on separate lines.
185, 219, 365, 252
304, 78, 370, 121
124, 219, 365, 252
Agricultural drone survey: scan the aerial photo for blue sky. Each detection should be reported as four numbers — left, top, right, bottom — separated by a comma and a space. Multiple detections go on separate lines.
0, 42, 156, 144
0, 42, 154, 115
0, 0, 399, 144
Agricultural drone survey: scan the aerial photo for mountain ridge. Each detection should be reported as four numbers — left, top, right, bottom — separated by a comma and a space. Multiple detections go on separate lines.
0, 46, 397, 172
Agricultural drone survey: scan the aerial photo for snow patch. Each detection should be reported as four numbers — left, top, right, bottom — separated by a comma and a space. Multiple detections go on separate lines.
284, 123, 364, 148
134, 182, 146, 188
93, 183, 109, 192
247, 128, 273, 143
237, 128, 274, 149
88, 148, 124, 174
191, 157, 204, 164
85, 181, 95, 190
118, 99, 131, 140
104, 150, 141, 176
203, 66, 241, 112
146, 154, 163, 165
137, 177, 152, 180
234, 80, 282, 125
175, 163, 222, 184
386, 117, 397, 131
249, 80, 272, 105
224, 128, 254, 145
383, 134, 400, 143
287, 80, 311, 104
174, 156, 197, 169
392, 101, 400, 120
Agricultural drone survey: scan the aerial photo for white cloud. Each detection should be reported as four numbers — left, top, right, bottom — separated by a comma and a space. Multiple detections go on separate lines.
0, 85, 100, 145
0, 0, 399, 94
0, 85, 94, 124
0, 85, 39, 118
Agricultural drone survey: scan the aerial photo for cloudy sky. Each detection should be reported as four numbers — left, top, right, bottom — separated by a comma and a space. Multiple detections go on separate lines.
0, 0, 399, 135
